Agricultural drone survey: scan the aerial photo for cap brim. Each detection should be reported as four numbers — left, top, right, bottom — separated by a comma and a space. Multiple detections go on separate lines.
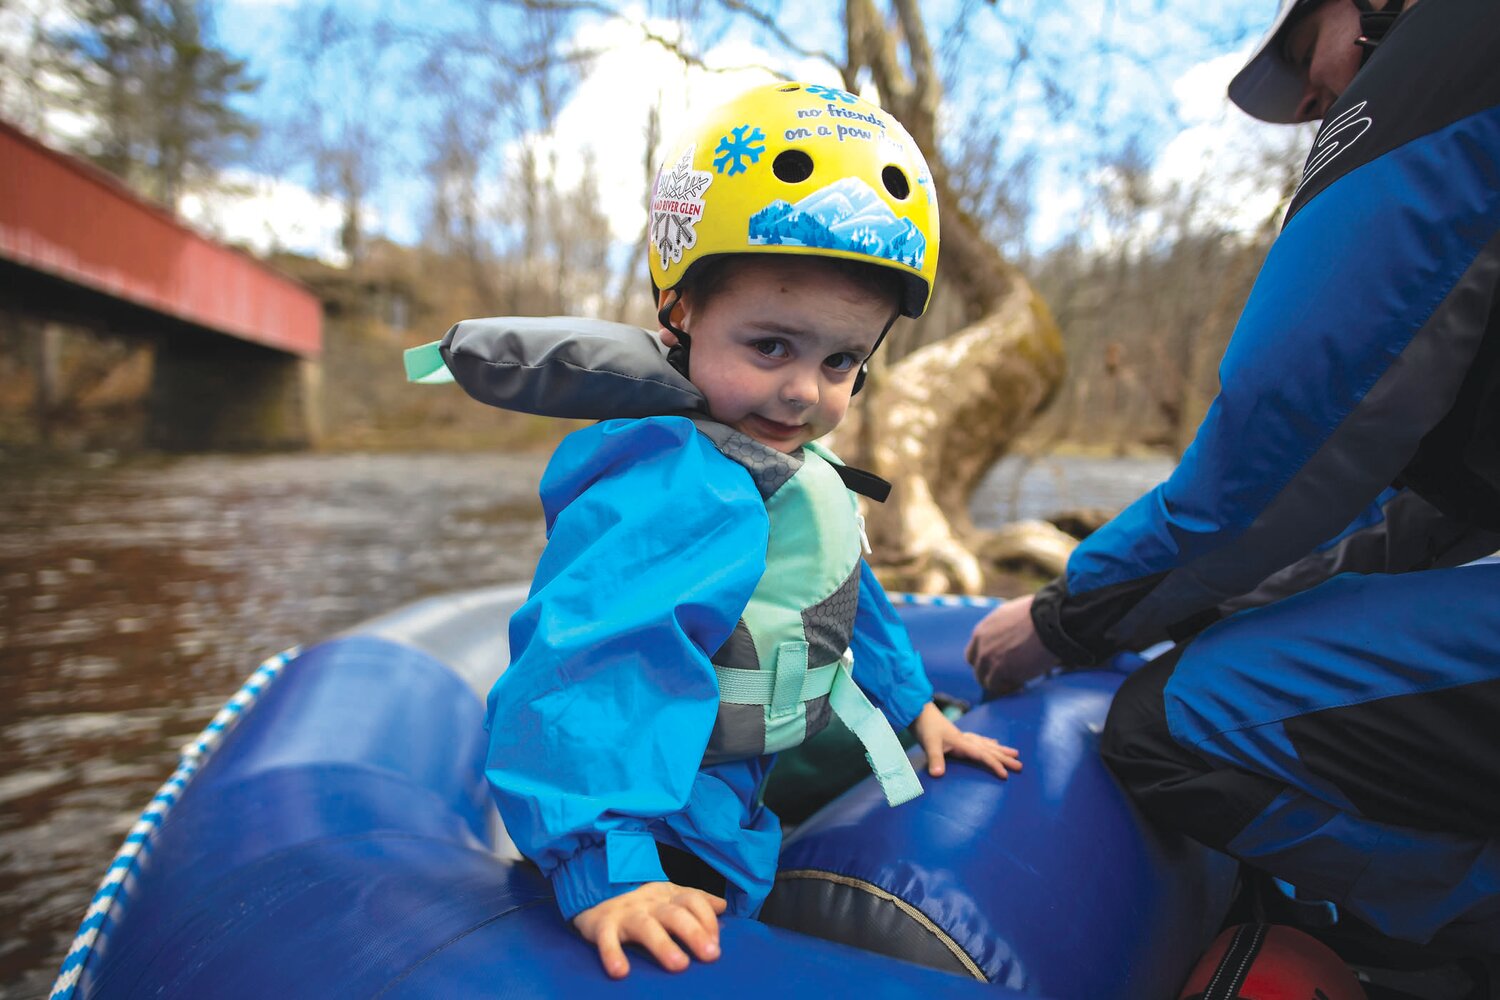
1227, 0, 1309, 124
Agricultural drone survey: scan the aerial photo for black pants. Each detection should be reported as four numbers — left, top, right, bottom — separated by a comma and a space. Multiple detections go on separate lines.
1098, 569, 1500, 952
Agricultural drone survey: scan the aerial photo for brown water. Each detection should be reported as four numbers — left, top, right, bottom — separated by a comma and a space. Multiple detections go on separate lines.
0, 451, 550, 999
0, 449, 1170, 998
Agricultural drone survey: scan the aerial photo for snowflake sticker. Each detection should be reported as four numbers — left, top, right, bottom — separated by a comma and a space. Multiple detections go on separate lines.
713, 125, 766, 176
806, 84, 858, 105
651, 145, 714, 270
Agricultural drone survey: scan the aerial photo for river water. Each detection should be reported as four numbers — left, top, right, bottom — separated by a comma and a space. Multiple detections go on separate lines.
0, 449, 1171, 997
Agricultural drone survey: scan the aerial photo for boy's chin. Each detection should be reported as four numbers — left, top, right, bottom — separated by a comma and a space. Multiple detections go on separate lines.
728, 415, 821, 454
742, 431, 803, 454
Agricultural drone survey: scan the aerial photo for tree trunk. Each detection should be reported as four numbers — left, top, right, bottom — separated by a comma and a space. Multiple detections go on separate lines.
829, 276, 1065, 593
832, 0, 1067, 593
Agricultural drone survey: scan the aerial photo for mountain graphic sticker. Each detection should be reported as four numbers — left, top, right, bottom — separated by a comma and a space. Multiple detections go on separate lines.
747, 177, 925, 269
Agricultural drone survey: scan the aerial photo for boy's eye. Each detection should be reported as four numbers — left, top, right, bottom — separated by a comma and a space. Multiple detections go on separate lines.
753, 339, 789, 359
825, 352, 859, 373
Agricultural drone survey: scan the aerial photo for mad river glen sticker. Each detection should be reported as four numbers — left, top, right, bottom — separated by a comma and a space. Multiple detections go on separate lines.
652, 144, 714, 270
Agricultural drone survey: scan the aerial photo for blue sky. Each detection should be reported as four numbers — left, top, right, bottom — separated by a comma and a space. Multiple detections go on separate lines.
190, 0, 1297, 261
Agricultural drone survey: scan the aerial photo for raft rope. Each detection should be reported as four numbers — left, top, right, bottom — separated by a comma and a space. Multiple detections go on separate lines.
49, 647, 300, 1000
889, 592, 1003, 609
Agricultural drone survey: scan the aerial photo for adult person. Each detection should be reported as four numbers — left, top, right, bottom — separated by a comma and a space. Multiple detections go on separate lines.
966, 0, 1500, 952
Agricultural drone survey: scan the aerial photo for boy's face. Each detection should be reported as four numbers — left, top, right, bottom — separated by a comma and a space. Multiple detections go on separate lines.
662, 258, 895, 454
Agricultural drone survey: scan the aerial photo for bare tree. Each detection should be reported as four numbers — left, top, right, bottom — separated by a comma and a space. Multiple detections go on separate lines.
1026, 124, 1310, 456
16, 0, 257, 210
813, 0, 1064, 593
281, 2, 403, 265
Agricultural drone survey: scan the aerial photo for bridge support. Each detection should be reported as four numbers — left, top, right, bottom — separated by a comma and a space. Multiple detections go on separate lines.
147, 338, 321, 451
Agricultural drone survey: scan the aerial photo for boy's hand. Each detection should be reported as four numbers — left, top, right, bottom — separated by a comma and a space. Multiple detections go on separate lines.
572, 881, 726, 979
912, 702, 1022, 780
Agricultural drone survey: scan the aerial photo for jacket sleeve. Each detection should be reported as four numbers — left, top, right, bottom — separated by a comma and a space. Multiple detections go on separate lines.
849, 560, 933, 729
484, 417, 768, 919
1217, 488, 1500, 617
1034, 96, 1500, 665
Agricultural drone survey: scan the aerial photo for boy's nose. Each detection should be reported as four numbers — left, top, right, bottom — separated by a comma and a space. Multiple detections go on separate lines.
782, 371, 818, 409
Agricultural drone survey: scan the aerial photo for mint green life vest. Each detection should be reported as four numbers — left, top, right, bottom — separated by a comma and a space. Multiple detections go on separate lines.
406, 320, 923, 808
690, 418, 922, 806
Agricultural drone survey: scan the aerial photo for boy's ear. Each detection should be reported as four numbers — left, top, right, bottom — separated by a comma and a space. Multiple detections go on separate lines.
656, 288, 688, 345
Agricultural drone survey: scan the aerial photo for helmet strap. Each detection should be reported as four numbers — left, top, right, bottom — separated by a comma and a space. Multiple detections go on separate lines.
852, 308, 902, 396
658, 288, 692, 379
1351, 0, 1405, 62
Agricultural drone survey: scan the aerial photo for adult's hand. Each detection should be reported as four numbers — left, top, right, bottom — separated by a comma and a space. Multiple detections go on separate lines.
965, 594, 1057, 696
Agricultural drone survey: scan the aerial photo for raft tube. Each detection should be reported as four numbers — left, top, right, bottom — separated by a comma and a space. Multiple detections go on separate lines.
763, 599, 1238, 998
55, 592, 1233, 998
55, 629, 999, 998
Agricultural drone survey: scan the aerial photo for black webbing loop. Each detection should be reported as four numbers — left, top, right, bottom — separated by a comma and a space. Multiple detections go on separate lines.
832, 464, 892, 503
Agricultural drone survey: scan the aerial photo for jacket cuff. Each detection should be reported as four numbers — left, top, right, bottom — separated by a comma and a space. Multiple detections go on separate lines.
883, 661, 934, 730
549, 830, 668, 920
1031, 577, 1106, 667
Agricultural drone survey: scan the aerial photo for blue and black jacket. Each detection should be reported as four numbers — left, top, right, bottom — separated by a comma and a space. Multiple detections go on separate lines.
1034, 0, 1500, 665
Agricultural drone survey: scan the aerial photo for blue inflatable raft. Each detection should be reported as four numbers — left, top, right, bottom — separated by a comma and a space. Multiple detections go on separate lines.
51, 590, 1237, 999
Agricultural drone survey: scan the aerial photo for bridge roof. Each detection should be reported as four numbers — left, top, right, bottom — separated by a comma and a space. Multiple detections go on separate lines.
0, 120, 321, 358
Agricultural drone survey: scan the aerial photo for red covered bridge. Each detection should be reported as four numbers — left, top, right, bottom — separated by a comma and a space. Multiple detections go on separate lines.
0, 119, 323, 448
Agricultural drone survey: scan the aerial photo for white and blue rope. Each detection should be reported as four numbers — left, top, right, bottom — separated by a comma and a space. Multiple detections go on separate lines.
889, 592, 1003, 609
49, 647, 299, 1000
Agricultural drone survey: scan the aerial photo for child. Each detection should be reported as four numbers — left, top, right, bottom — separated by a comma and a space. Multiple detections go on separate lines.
406, 81, 1020, 979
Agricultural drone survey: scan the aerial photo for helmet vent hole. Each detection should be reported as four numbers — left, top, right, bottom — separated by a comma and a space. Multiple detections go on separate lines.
773, 149, 815, 183
882, 165, 911, 200
778, 83, 802, 92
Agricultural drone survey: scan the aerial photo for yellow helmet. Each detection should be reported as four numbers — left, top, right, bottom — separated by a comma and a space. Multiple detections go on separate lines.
648, 80, 940, 318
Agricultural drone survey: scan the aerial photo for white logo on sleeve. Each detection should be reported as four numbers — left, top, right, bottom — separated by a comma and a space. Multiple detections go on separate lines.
1297, 101, 1373, 194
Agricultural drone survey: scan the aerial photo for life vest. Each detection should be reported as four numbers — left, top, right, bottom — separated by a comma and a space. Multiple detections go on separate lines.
406, 318, 923, 807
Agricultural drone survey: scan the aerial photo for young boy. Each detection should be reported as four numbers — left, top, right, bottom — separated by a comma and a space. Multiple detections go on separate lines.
407, 81, 1020, 979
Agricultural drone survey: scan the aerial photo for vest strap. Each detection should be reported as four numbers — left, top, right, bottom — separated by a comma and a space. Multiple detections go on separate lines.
828, 661, 925, 807
712, 654, 924, 808
770, 641, 808, 717
715, 661, 839, 705
404, 340, 455, 384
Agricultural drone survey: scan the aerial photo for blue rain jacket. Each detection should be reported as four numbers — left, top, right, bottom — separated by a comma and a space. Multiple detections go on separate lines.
1033, 0, 1500, 664
485, 416, 933, 920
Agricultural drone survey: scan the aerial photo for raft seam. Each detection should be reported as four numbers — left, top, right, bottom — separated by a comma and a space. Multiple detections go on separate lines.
773, 868, 986, 981
373, 897, 553, 998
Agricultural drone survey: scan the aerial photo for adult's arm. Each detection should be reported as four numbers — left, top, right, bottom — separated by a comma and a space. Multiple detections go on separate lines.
1033, 1, 1500, 665
485, 417, 767, 919
1218, 488, 1500, 617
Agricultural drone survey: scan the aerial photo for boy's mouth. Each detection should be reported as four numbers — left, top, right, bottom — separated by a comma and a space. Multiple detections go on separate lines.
743, 414, 806, 442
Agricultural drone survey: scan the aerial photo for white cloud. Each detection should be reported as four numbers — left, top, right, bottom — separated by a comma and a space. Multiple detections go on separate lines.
0, 0, 89, 138
1151, 48, 1312, 235
0, 0, 77, 39
178, 169, 354, 266
1172, 51, 1248, 123
523, 15, 841, 244
1024, 49, 1311, 253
